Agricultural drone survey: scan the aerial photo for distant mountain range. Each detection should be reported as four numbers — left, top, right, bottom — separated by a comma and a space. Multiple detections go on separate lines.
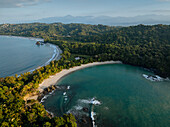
33, 15, 170, 26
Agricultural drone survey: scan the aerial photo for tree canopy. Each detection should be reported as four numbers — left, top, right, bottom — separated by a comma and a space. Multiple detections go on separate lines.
0, 23, 169, 126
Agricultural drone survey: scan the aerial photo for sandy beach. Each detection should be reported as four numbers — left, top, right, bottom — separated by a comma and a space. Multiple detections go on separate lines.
25, 61, 122, 100
38, 61, 122, 91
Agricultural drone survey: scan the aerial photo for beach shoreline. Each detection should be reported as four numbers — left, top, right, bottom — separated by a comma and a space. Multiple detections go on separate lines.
0, 35, 62, 77
38, 61, 122, 92
24, 61, 122, 100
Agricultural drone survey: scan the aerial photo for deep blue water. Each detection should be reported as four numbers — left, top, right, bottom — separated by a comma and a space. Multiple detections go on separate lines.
0, 36, 55, 77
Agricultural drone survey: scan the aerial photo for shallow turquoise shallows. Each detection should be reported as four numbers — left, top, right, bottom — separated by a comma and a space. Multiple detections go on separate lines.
43, 64, 170, 127
0, 36, 55, 77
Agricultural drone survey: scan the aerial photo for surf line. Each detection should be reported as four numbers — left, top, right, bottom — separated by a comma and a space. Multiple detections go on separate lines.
26, 44, 61, 75
89, 98, 101, 127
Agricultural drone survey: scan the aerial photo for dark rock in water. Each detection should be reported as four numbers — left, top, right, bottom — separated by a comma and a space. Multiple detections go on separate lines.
36, 41, 44, 45
83, 107, 89, 112
53, 85, 57, 88
37, 94, 44, 101
81, 118, 87, 124
152, 75, 157, 78
44, 87, 48, 91
47, 87, 52, 92
43, 87, 52, 94
43, 89, 48, 95
42, 85, 57, 97
76, 115, 92, 127
51, 85, 56, 90
143, 74, 163, 81
36, 41, 41, 45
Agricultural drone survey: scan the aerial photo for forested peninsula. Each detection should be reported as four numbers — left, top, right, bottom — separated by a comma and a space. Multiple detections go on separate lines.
0, 23, 170, 126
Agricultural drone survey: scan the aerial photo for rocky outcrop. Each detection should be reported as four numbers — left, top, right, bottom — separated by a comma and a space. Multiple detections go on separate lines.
37, 85, 55, 100
82, 107, 89, 113
36, 41, 44, 45
36, 41, 41, 45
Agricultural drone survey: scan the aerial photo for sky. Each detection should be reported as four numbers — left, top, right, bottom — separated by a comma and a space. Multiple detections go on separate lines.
0, 0, 170, 23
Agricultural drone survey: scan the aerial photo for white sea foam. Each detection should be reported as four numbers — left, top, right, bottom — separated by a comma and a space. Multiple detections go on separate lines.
155, 75, 163, 81
66, 105, 87, 116
79, 98, 101, 105
16, 43, 61, 78
17, 40, 61, 77
49, 90, 55, 95
66, 97, 101, 127
90, 98, 101, 127
46, 109, 54, 117
91, 111, 96, 127
40, 95, 50, 103
67, 86, 70, 90
74, 105, 83, 110
91, 98, 101, 105
77, 98, 101, 127
44, 44, 59, 66
143, 74, 164, 81
79, 99, 91, 104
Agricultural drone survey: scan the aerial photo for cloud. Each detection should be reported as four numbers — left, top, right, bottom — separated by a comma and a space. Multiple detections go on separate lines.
0, 0, 51, 8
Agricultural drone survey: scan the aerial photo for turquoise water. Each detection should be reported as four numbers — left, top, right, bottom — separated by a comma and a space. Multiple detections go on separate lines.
43, 64, 170, 127
0, 36, 55, 77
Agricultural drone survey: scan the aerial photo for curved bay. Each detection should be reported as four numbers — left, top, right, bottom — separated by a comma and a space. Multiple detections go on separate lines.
43, 63, 170, 127
0, 36, 54, 77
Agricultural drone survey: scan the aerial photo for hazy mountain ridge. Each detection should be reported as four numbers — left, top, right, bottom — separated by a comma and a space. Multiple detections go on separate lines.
35, 15, 170, 26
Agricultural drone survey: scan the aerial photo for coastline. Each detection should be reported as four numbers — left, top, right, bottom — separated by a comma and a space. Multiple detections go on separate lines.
38, 61, 122, 92
0, 35, 62, 77
42, 44, 62, 66
0, 35, 62, 61
27, 44, 62, 75
24, 61, 122, 100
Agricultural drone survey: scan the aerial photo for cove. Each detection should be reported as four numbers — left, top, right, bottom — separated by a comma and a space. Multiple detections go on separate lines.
42, 64, 170, 127
0, 36, 61, 77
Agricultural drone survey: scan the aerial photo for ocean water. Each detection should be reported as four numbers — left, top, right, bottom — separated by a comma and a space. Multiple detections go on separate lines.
42, 64, 170, 127
0, 36, 58, 77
